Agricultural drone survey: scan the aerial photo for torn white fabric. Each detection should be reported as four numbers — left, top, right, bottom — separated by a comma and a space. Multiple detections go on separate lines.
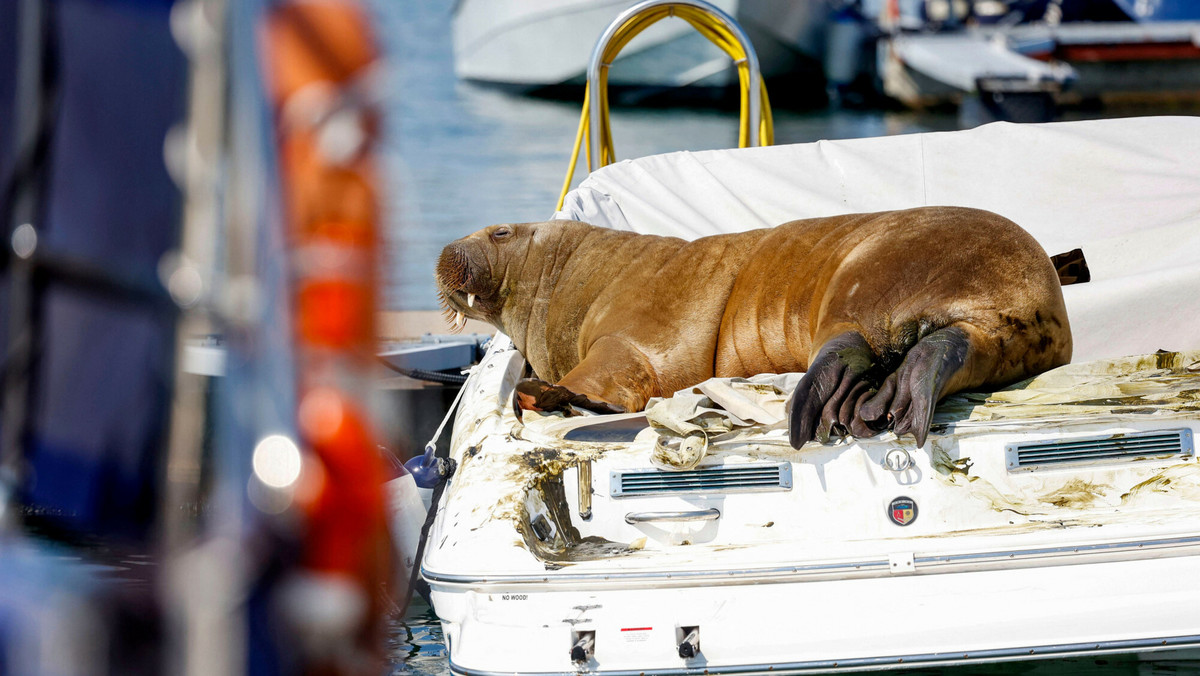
644, 373, 803, 469
640, 350, 1200, 469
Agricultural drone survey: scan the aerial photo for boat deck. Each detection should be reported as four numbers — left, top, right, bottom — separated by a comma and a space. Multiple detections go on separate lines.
424, 344, 1200, 582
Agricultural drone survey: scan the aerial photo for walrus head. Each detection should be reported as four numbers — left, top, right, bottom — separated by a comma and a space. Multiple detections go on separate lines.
435, 222, 533, 332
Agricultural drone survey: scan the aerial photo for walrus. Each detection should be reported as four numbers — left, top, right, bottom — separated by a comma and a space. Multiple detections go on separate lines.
435, 206, 1072, 449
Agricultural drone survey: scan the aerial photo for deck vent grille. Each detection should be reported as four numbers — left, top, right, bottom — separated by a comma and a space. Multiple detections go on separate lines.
1007, 428, 1193, 472
610, 462, 792, 498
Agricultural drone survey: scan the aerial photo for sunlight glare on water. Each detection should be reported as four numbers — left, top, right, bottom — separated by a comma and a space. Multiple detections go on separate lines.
390, 600, 450, 676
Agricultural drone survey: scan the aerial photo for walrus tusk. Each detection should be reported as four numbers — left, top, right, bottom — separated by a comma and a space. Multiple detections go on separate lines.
468, 293, 476, 308
455, 311, 465, 329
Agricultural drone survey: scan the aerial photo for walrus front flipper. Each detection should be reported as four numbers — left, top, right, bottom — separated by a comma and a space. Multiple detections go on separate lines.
857, 325, 971, 447
787, 332, 877, 449
512, 378, 626, 418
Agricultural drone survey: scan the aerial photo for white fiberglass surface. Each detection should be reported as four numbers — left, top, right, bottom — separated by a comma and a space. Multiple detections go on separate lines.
425, 341, 1200, 581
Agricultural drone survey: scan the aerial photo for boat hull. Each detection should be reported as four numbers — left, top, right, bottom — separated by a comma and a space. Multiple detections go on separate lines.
432, 550, 1200, 674
423, 341, 1200, 675
881, 21, 1200, 113
451, 0, 816, 95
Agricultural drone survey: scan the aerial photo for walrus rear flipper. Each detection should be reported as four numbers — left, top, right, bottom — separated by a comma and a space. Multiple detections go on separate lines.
789, 326, 974, 449
856, 325, 972, 448
787, 332, 878, 449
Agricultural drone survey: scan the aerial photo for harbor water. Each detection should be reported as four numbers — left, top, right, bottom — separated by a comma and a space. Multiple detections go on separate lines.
374, 2, 1200, 674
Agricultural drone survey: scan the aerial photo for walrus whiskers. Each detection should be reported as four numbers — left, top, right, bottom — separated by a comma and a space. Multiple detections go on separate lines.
435, 247, 472, 292
435, 245, 478, 333
436, 292, 461, 332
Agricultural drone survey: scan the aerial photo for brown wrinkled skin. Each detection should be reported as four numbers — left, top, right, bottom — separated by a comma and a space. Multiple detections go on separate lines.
435, 207, 1072, 415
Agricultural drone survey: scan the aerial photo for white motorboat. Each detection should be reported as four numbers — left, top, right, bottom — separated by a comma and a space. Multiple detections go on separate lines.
451, 0, 822, 94
421, 115, 1200, 674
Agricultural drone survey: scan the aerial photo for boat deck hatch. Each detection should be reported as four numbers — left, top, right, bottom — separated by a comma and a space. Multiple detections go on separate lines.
1006, 428, 1194, 472
610, 462, 792, 498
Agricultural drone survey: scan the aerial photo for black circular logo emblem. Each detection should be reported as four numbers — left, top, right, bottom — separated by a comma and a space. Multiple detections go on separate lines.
888, 496, 918, 526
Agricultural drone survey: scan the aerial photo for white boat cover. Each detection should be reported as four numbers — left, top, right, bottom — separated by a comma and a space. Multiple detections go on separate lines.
553, 116, 1200, 365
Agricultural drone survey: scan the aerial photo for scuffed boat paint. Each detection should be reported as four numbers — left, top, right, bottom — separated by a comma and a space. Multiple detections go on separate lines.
426, 344, 1200, 583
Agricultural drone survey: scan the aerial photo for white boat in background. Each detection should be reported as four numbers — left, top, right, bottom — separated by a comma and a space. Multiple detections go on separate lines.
421, 115, 1200, 674
451, 0, 823, 95
877, 1, 1200, 118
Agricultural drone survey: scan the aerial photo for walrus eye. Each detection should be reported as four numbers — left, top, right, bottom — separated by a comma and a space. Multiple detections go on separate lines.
491, 226, 512, 242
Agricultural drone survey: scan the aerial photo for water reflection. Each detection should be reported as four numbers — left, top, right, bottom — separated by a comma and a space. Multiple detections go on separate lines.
390, 600, 449, 676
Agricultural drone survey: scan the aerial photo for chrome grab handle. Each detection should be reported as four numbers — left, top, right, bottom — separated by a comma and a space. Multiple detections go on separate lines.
625, 508, 720, 524
586, 0, 763, 169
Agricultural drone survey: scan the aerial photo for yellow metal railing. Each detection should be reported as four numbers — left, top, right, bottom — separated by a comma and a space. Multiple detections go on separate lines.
557, 0, 775, 210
